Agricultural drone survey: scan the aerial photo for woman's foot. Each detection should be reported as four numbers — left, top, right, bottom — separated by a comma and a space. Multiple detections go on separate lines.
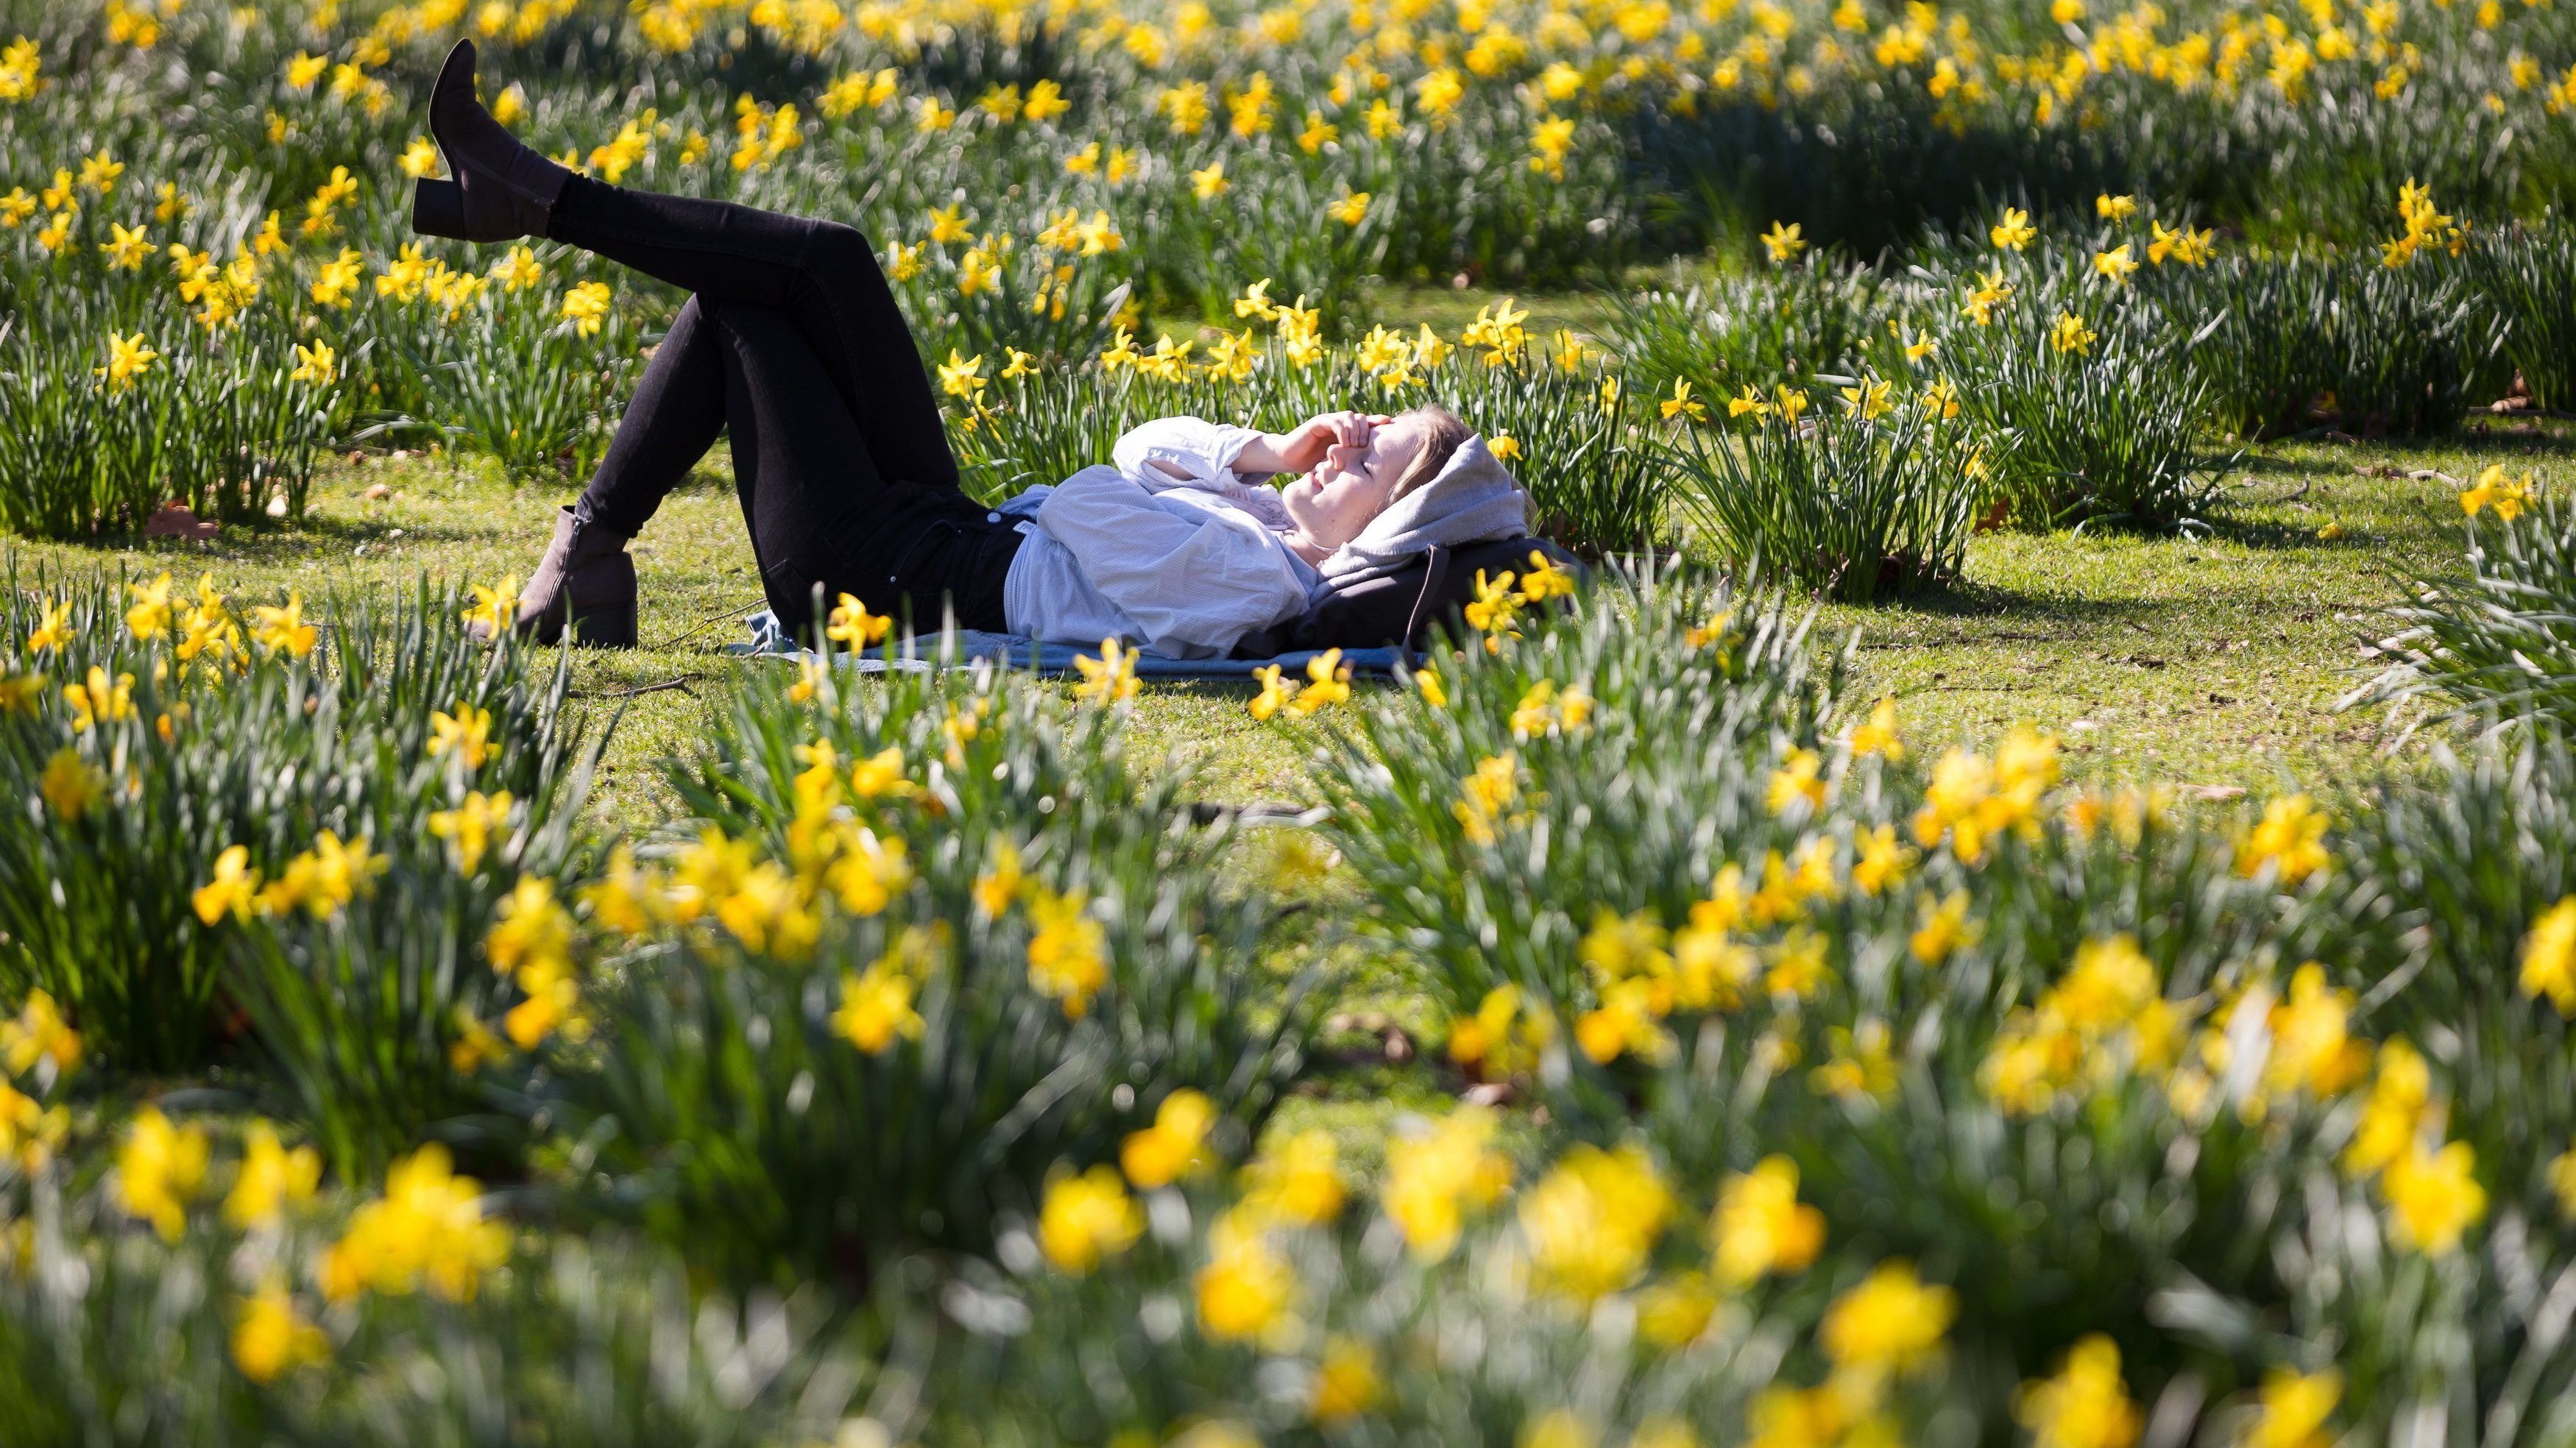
411, 38, 570, 244
510, 506, 639, 647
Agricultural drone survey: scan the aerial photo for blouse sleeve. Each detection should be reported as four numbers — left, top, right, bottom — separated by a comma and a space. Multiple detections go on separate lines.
1111, 416, 1270, 489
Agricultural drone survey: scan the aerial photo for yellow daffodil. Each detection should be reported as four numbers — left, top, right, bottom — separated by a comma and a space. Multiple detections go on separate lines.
1660, 377, 1708, 422
2382, 1140, 2487, 1254
936, 348, 987, 400
1072, 638, 1139, 705
0, 990, 82, 1081
2237, 793, 2330, 886
98, 331, 159, 391
560, 280, 612, 337
2248, 1369, 2341, 1448
1037, 1164, 1142, 1274
833, 959, 924, 1054
1841, 377, 1894, 419
250, 593, 316, 656
317, 1143, 510, 1303
1711, 1156, 1825, 1285
462, 576, 520, 636
99, 220, 151, 269
1819, 1260, 1956, 1374
1119, 1088, 1214, 1189
233, 1279, 329, 1383
115, 1107, 208, 1242
63, 666, 134, 732
1381, 1107, 1512, 1260
2015, 1335, 2142, 1448
1026, 885, 1109, 1015
290, 339, 337, 386
224, 1121, 322, 1231
1248, 663, 1299, 721
428, 789, 514, 875
2460, 464, 2535, 522
2522, 898, 2576, 1015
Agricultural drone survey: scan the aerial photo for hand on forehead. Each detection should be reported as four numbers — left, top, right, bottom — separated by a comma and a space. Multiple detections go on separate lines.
1340, 412, 1401, 450
1336, 411, 1393, 446
1326, 412, 1398, 470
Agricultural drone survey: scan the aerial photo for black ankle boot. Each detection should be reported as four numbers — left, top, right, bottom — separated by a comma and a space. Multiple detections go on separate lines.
515, 506, 638, 648
411, 38, 570, 244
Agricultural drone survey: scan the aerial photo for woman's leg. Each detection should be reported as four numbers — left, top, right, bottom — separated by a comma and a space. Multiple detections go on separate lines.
569, 296, 727, 538
693, 297, 1016, 639
506, 298, 727, 645
545, 175, 961, 496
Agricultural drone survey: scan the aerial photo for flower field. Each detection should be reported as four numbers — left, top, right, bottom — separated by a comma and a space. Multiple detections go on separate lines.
10, 0, 2576, 1443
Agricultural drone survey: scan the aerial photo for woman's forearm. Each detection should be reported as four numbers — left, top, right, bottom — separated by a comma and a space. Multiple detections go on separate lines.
1231, 433, 1297, 475
1236, 413, 1383, 478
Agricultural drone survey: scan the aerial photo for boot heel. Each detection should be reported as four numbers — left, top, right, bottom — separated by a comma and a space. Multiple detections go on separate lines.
568, 599, 637, 649
570, 553, 639, 648
412, 179, 466, 238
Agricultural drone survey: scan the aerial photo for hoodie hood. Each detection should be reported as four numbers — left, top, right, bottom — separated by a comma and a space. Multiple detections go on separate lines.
1314, 434, 1532, 595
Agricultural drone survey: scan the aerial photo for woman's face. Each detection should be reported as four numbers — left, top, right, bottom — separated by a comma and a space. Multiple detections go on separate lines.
1283, 413, 1427, 552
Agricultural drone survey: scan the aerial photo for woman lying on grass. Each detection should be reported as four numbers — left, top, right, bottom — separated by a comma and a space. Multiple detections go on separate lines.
411, 40, 1536, 659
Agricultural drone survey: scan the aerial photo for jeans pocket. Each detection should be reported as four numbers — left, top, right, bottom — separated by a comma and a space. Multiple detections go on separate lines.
883, 517, 961, 591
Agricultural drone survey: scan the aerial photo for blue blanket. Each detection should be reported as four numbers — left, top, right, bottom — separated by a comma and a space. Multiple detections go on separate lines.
727, 611, 1405, 679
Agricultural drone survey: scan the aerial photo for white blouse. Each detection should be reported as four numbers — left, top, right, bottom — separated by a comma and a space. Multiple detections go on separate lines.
997, 416, 1320, 659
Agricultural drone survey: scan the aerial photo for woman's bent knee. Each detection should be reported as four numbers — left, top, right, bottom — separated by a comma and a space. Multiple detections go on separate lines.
799, 220, 877, 279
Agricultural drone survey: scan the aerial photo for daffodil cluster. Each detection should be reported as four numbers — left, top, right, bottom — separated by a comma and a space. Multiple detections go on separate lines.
317, 1143, 512, 1304
976, 839, 1115, 1018
192, 831, 389, 926
0, 993, 78, 1176
1978, 933, 2189, 1114
2, 576, 336, 838
1247, 647, 1356, 721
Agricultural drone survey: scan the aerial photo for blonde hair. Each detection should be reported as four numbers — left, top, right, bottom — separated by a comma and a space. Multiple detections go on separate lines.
1387, 404, 1476, 503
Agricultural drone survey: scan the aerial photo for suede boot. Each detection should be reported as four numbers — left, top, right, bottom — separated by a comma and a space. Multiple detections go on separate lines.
514, 506, 638, 647
411, 39, 570, 244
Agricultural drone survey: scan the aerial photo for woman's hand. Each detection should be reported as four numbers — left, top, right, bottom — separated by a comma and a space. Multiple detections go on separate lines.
1241, 411, 1390, 475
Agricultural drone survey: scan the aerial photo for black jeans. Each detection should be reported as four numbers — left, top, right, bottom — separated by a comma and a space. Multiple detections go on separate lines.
549, 175, 1020, 636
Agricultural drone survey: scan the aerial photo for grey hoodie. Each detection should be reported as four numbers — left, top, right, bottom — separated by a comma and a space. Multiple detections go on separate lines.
1313, 435, 1534, 597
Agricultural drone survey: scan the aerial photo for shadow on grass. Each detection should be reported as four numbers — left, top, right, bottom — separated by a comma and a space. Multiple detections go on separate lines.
2444, 419, 2576, 455
238, 515, 507, 551
1136, 675, 1412, 705
1860, 575, 2162, 624
2228, 450, 2365, 480
1152, 677, 1264, 700
6, 517, 487, 572
2264, 420, 2576, 462
2198, 512, 2368, 552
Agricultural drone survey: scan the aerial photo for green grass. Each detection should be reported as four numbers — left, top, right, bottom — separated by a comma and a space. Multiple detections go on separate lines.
1816, 423, 2564, 787
11, 402, 2532, 822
